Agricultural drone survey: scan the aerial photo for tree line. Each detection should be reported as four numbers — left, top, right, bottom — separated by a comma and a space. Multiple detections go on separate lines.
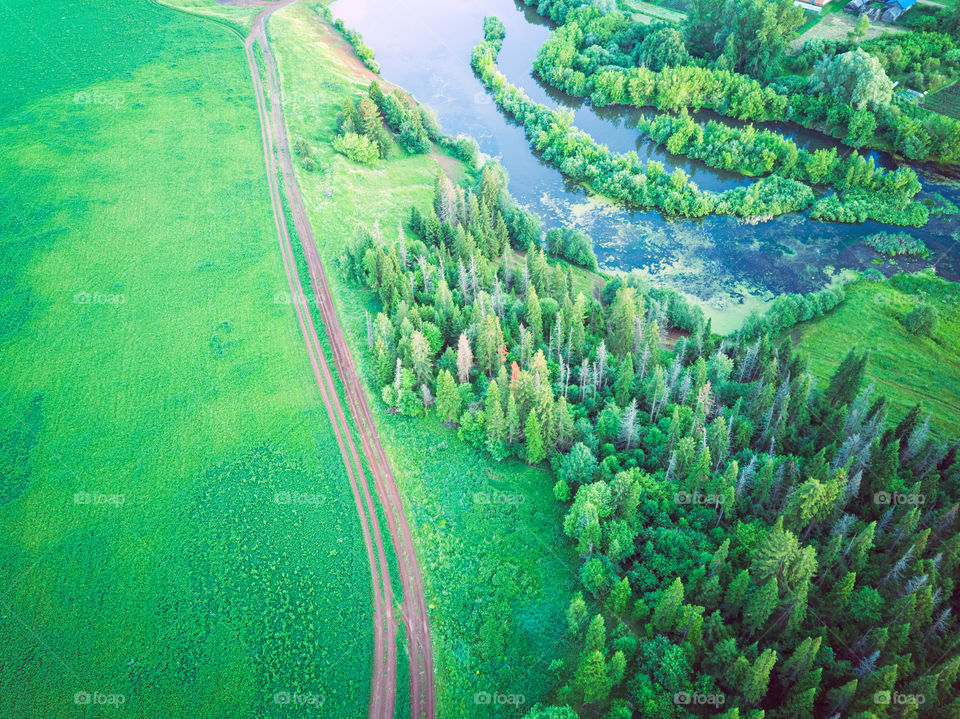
531, 4, 960, 166
473, 28, 928, 226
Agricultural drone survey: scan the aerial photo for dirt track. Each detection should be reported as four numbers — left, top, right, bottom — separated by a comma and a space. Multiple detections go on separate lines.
240, 2, 435, 717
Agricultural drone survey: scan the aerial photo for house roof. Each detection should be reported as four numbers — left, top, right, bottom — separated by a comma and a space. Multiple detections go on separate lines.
890, 0, 915, 9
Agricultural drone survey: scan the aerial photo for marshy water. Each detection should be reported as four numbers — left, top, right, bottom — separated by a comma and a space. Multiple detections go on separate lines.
332, 0, 960, 331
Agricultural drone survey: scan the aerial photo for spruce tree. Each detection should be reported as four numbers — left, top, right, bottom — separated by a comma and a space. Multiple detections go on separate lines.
614, 352, 634, 406
485, 380, 507, 460
585, 614, 606, 653
743, 577, 779, 635
653, 577, 684, 633
436, 369, 461, 424
567, 592, 588, 635
525, 409, 546, 465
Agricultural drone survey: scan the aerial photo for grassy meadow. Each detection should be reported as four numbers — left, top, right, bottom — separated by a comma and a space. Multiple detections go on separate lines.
0, 0, 372, 716
269, 3, 582, 714
792, 273, 960, 437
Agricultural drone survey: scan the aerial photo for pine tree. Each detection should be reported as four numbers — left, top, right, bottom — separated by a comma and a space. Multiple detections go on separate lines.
525, 409, 546, 465
435, 369, 461, 424
567, 592, 588, 635
609, 650, 627, 686
526, 285, 543, 343
724, 569, 750, 616
826, 571, 856, 619
410, 330, 432, 383
615, 352, 634, 406
585, 614, 606, 653
744, 577, 779, 635
744, 648, 777, 704
575, 650, 611, 704
826, 348, 867, 408
485, 380, 507, 460
653, 577, 684, 633
456, 332, 473, 384
609, 576, 631, 616
505, 392, 521, 448
608, 287, 638, 358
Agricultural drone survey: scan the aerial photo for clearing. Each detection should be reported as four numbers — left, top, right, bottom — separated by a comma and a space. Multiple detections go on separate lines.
791, 274, 960, 437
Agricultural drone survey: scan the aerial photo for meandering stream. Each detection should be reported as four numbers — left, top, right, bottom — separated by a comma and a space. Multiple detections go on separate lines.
332, 0, 960, 331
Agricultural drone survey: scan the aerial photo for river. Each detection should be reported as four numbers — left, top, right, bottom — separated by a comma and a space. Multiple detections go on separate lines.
331, 0, 960, 332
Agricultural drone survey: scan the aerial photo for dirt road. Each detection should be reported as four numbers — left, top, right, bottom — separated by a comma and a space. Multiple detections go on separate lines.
240, 1, 435, 717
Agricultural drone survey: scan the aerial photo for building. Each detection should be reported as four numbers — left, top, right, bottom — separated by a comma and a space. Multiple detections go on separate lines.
844, 0, 867, 13
880, 0, 916, 22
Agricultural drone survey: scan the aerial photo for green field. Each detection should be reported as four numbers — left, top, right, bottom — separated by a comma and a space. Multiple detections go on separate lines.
0, 1, 372, 716
792, 274, 960, 437
269, 3, 581, 713
620, 0, 687, 23
925, 80, 960, 120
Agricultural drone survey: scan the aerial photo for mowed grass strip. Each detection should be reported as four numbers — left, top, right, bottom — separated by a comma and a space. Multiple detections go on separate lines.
0, 1, 371, 717
792, 275, 960, 437
269, 3, 582, 712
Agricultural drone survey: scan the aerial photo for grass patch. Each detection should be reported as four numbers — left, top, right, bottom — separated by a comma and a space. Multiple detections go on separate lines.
620, 0, 687, 23
0, 1, 372, 716
925, 79, 960, 120
791, 274, 960, 437
269, 3, 581, 712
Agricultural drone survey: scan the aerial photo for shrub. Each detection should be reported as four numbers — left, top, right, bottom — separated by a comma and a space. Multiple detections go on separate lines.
332, 132, 380, 165
903, 303, 939, 336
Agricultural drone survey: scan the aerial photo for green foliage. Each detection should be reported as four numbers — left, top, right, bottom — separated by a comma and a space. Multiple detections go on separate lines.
332, 131, 380, 164
331, 18, 380, 73
545, 227, 599, 270
483, 16, 506, 52
862, 231, 931, 258
810, 49, 894, 110
903, 303, 939, 337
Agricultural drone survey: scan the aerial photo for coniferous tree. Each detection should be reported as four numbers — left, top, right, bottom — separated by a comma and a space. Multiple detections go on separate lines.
525, 409, 546, 465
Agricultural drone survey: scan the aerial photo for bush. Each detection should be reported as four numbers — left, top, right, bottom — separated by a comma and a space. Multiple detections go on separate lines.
862, 231, 931, 258
903, 303, 938, 336
332, 132, 380, 165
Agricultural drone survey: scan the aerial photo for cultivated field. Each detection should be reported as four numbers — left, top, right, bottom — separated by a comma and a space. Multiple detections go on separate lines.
793, 274, 960, 437
0, 0, 372, 716
925, 80, 960, 119
268, 2, 582, 712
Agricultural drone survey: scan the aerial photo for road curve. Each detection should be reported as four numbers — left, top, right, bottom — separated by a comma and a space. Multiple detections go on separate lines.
250, 3, 436, 718
241, 2, 398, 717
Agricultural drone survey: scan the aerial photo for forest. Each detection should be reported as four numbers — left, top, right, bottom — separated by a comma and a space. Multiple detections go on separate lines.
338, 160, 960, 718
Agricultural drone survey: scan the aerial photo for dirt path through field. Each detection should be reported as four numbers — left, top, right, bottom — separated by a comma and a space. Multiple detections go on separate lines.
241, 2, 398, 717
241, 2, 436, 717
